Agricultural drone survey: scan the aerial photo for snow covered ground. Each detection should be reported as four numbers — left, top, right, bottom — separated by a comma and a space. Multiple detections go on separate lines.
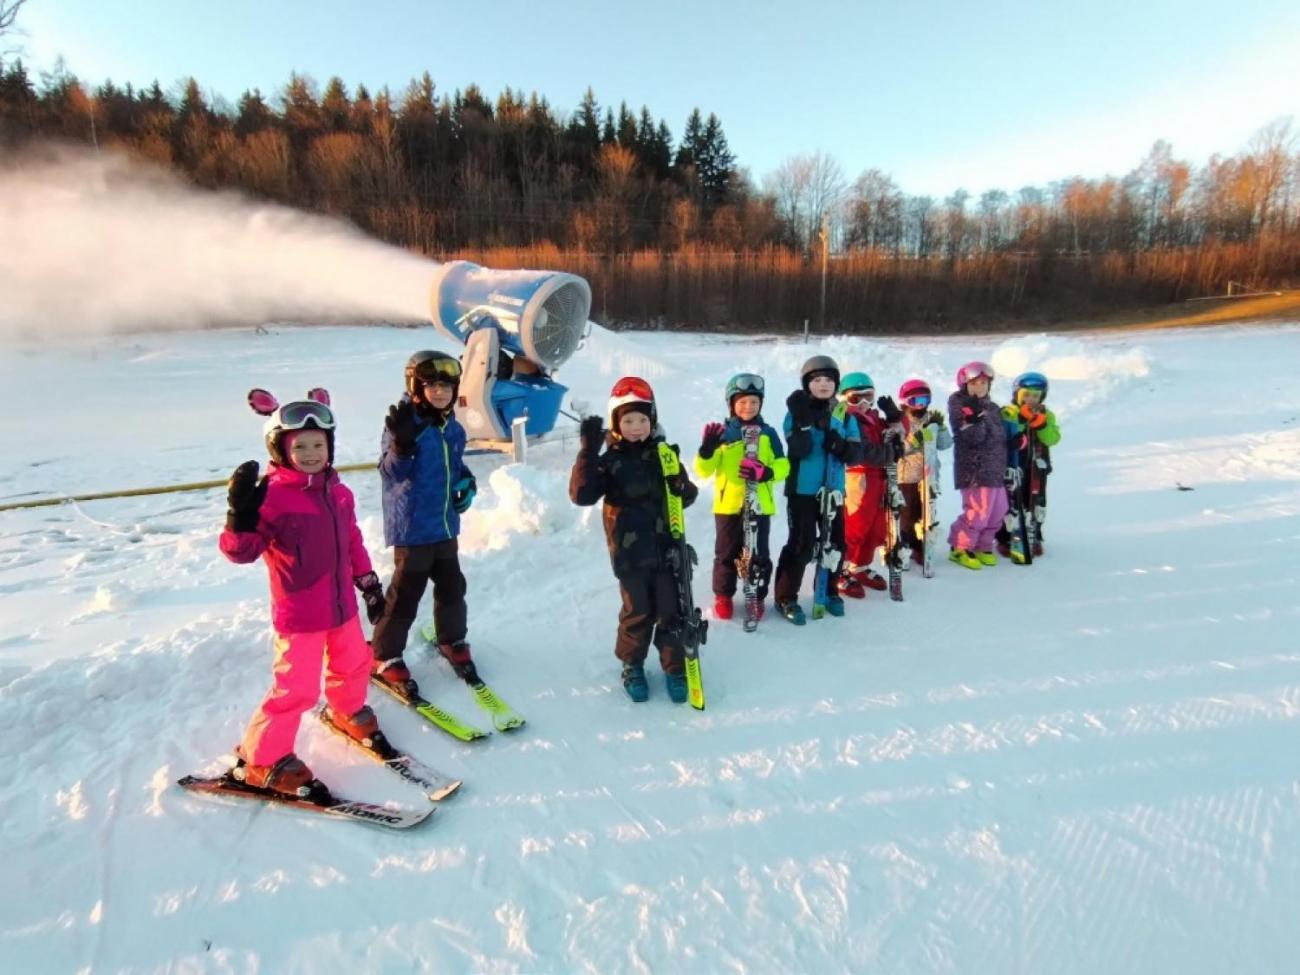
2, 321, 1299, 974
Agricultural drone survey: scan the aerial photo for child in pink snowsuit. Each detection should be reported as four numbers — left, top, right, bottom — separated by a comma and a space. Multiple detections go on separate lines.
219, 388, 387, 796
946, 362, 1009, 569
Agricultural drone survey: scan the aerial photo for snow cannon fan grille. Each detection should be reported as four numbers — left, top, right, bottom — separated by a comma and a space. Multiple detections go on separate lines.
531, 280, 589, 369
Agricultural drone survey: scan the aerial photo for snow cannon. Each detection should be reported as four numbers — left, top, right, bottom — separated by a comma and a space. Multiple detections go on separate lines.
428, 261, 592, 442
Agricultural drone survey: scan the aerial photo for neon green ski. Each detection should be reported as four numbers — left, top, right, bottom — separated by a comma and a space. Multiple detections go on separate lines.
657, 441, 707, 710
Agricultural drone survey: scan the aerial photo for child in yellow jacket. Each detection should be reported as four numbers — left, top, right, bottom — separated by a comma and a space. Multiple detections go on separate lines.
996, 370, 1062, 561
694, 373, 790, 623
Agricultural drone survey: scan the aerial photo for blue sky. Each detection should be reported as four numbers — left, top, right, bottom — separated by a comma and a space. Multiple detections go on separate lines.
14, 0, 1300, 196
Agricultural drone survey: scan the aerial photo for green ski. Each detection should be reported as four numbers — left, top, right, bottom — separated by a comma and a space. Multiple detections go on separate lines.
657, 441, 707, 710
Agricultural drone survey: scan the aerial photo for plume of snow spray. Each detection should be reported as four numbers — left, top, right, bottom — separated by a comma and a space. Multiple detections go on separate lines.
0, 144, 438, 339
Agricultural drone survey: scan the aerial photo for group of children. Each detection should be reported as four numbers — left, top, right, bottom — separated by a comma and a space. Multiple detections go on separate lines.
218, 348, 1061, 796
568, 357, 1061, 700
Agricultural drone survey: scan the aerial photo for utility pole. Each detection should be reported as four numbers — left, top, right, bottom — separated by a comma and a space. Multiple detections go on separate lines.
818, 214, 829, 333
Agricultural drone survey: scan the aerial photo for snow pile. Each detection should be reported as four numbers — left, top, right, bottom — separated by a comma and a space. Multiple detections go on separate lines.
991, 333, 1153, 418
459, 463, 576, 555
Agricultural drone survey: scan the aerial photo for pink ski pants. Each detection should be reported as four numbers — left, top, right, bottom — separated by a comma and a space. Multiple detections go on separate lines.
240, 614, 370, 766
947, 486, 1010, 553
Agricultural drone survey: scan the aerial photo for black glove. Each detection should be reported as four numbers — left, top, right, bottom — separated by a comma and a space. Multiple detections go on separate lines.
386, 400, 420, 455
579, 415, 605, 454
959, 405, 985, 427
877, 395, 903, 424
824, 428, 850, 460
667, 472, 691, 497
786, 389, 816, 428
354, 571, 385, 625
699, 422, 725, 459
225, 460, 267, 532
887, 432, 905, 461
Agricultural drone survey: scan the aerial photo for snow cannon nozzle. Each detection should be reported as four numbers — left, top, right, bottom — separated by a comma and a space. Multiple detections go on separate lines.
423, 261, 593, 442
427, 261, 592, 373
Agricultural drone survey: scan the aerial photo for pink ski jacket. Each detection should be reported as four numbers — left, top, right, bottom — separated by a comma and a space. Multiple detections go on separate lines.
220, 464, 373, 634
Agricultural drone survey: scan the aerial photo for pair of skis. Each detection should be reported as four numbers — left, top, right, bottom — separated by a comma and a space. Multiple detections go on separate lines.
883, 435, 906, 601
396, 622, 527, 737
1009, 424, 1040, 565
658, 441, 707, 710
811, 485, 844, 619
734, 424, 769, 633
177, 707, 463, 831
916, 427, 940, 578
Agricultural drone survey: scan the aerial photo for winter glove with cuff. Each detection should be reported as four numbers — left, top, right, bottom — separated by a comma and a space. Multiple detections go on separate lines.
578, 415, 605, 454
699, 422, 725, 459
386, 401, 420, 455
354, 572, 386, 625
225, 460, 267, 532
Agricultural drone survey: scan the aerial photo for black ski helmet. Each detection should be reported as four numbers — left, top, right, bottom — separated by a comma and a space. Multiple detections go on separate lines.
405, 350, 463, 407
800, 355, 840, 392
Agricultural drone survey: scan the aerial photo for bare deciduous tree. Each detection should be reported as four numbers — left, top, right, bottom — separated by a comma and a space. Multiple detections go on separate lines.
763, 151, 845, 251
1, 0, 28, 38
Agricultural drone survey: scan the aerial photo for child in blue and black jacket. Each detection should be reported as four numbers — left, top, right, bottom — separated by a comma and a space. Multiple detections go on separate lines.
772, 355, 863, 625
370, 350, 479, 696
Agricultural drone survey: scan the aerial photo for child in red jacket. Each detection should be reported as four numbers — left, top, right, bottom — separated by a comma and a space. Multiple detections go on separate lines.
837, 372, 905, 597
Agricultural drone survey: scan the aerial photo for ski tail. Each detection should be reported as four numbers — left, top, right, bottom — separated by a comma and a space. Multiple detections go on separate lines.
369, 675, 490, 741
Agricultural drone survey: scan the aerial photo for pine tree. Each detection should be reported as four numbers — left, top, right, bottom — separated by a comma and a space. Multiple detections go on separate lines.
235, 89, 272, 138
616, 101, 637, 150
321, 76, 351, 132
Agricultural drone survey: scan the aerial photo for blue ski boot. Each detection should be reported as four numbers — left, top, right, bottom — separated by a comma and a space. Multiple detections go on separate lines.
777, 601, 807, 626
622, 664, 649, 703
826, 594, 846, 617
665, 670, 688, 704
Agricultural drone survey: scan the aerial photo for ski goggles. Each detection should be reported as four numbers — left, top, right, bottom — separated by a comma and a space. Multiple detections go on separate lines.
959, 361, 995, 383
611, 376, 655, 401
730, 373, 765, 395
903, 393, 931, 409
843, 389, 875, 406
275, 400, 335, 431
412, 357, 463, 384
1016, 388, 1044, 404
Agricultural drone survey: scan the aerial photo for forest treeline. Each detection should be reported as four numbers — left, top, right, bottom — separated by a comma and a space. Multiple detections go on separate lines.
3, 57, 1299, 331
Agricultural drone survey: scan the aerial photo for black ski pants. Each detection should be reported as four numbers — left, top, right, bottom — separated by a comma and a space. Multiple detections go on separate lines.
614, 568, 684, 674
899, 482, 924, 556
371, 540, 467, 662
712, 512, 772, 599
774, 493, 844, 606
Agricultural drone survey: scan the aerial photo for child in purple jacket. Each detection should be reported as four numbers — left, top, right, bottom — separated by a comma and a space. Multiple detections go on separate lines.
946, 362, 1009, 569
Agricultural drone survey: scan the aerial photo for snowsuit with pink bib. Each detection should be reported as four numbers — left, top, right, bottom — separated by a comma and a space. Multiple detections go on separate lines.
946, 389, 1010, 553
220, 464, 374, 766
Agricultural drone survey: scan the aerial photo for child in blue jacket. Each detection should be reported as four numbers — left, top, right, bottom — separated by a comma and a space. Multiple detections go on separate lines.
370, 350, 478, 695
772, 355, 863, 624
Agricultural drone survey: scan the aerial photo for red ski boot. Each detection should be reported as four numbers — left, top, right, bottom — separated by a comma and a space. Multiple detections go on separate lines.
438, 641, 480, 683
373, 657, 419, 698
234, 753, 315, 797
714, 594, 733, 620
322, 704, 382, 748
837, 574, 867, 599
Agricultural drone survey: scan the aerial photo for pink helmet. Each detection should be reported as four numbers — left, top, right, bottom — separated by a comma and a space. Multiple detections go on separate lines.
898, 379, 932, 407
955, 361, 994, 389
